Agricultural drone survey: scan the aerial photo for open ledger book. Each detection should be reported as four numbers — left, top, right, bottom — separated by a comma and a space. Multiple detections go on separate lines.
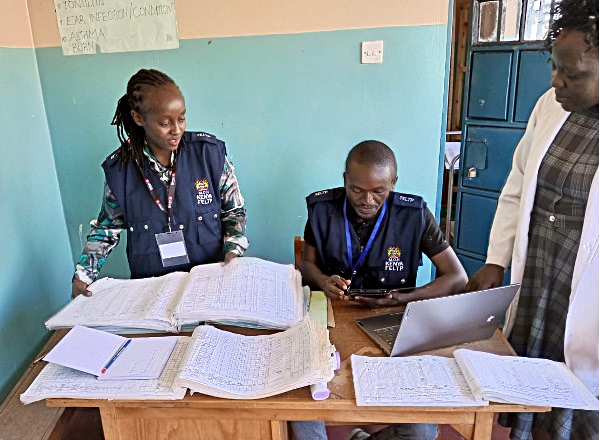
46, 257, 305, 332
351, 350, 599, 409
21, 317, 335, 404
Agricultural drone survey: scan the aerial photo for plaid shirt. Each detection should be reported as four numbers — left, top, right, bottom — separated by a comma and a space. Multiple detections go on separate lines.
74, 147, 248, 284
500, 111, 599, 440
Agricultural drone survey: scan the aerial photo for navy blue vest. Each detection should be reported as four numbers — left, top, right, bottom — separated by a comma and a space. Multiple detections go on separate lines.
307, 188, 426, 289
103, 131, 226, 279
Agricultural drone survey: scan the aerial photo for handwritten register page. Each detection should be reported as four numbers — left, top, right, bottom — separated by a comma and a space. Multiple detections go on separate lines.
174, 257, 304, 329
175, 317, 336, 399
45, 257, 305, 332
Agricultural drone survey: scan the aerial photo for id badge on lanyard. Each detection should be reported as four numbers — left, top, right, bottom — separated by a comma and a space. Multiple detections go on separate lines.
139, 161, 190, 268
156, 230, 189, 267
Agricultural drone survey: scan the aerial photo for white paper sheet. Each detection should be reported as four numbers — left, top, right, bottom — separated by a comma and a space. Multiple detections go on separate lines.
454, 349, 600, 410
100, 336, 178, 380
444, 141, 461, 169
54, 0, 179, 56
21, 338, 189, 404
43, 325, 127, 376
351, 354, 484, 406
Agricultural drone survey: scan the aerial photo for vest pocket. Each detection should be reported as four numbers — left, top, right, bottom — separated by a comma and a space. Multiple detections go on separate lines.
126, 218, 161, 255
194, 207, 222, 245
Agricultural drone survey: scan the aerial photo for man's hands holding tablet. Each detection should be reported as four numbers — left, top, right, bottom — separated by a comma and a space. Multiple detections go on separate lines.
346, 286, 416, 306
345, 288, 390, 298
319, 273, 415, 306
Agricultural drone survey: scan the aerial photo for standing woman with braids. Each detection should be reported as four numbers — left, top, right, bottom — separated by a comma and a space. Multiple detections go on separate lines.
72, 69, 248, 297
466, 1, 598, 438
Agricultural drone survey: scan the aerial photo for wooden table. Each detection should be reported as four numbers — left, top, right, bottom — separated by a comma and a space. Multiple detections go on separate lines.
46, 300, 549, 440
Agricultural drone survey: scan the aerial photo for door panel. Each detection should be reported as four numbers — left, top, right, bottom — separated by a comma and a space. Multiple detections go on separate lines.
514, 50, 553, 122
467, 51, 513, 120
462, 126, 525, 192
456, 193, 498, 255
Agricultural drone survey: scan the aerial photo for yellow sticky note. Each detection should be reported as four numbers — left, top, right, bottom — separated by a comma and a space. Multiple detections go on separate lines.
308, 291, 328, 327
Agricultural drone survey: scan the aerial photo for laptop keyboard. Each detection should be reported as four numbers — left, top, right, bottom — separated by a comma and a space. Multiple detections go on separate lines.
374, 325, 400, 345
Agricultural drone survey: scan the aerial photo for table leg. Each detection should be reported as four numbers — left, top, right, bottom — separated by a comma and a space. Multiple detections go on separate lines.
99, 406, 120, 440
271, 420, 289, 440
450, 423, 475, 439
472, 412, 494, 440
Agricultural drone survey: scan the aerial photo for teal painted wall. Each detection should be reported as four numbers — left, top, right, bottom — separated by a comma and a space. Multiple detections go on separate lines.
0, 48, 73, 402
0, 24, 449, 403
36, 25, 448, 283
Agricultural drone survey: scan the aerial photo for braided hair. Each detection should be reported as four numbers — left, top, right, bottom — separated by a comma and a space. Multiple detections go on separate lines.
111, 69, 181, 166
546, 0, 599, 52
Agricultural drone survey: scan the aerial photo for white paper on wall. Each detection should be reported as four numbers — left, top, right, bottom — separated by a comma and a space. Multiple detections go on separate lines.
54, 0, 179, 56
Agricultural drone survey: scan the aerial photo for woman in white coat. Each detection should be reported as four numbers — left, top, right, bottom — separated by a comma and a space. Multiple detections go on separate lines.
466, 1, 598, 439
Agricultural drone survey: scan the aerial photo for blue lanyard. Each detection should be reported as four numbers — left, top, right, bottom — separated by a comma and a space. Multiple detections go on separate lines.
343, 198, 387, 273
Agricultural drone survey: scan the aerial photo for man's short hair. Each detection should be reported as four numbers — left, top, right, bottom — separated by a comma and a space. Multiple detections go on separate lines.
345, 140, 398, 177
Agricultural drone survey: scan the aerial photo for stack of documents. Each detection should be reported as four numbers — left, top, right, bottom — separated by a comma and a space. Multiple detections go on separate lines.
351, 350, 599, 409
21, 317, 335, 403
42, 325, 178, 380
46, 257, 305, 333
175, 316, 336, 399
20, 338, 189, 404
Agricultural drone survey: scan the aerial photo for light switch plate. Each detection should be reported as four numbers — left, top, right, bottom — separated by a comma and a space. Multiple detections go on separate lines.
361, 40, 383, 64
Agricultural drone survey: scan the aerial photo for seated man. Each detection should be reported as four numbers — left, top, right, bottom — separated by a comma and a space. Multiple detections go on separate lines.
298, 140, 467, 440
302, 140, 466, 306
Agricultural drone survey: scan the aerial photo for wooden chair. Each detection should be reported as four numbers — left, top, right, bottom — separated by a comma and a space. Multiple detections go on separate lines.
294, 235, 304, 270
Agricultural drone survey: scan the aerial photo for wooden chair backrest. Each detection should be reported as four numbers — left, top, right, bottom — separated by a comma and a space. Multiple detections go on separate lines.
294, 235, 304, 270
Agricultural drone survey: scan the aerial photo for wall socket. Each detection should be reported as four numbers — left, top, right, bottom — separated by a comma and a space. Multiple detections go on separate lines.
361, 40, 383, 64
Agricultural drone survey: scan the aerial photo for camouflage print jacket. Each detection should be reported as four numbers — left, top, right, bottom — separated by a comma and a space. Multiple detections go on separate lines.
74, 147, 247, 284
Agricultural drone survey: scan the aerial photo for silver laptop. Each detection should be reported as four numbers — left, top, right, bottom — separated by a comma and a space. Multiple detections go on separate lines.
355, 284, 520, 356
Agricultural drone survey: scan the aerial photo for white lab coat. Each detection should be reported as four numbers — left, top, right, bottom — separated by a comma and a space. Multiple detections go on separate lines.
486, 88, 599, 395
